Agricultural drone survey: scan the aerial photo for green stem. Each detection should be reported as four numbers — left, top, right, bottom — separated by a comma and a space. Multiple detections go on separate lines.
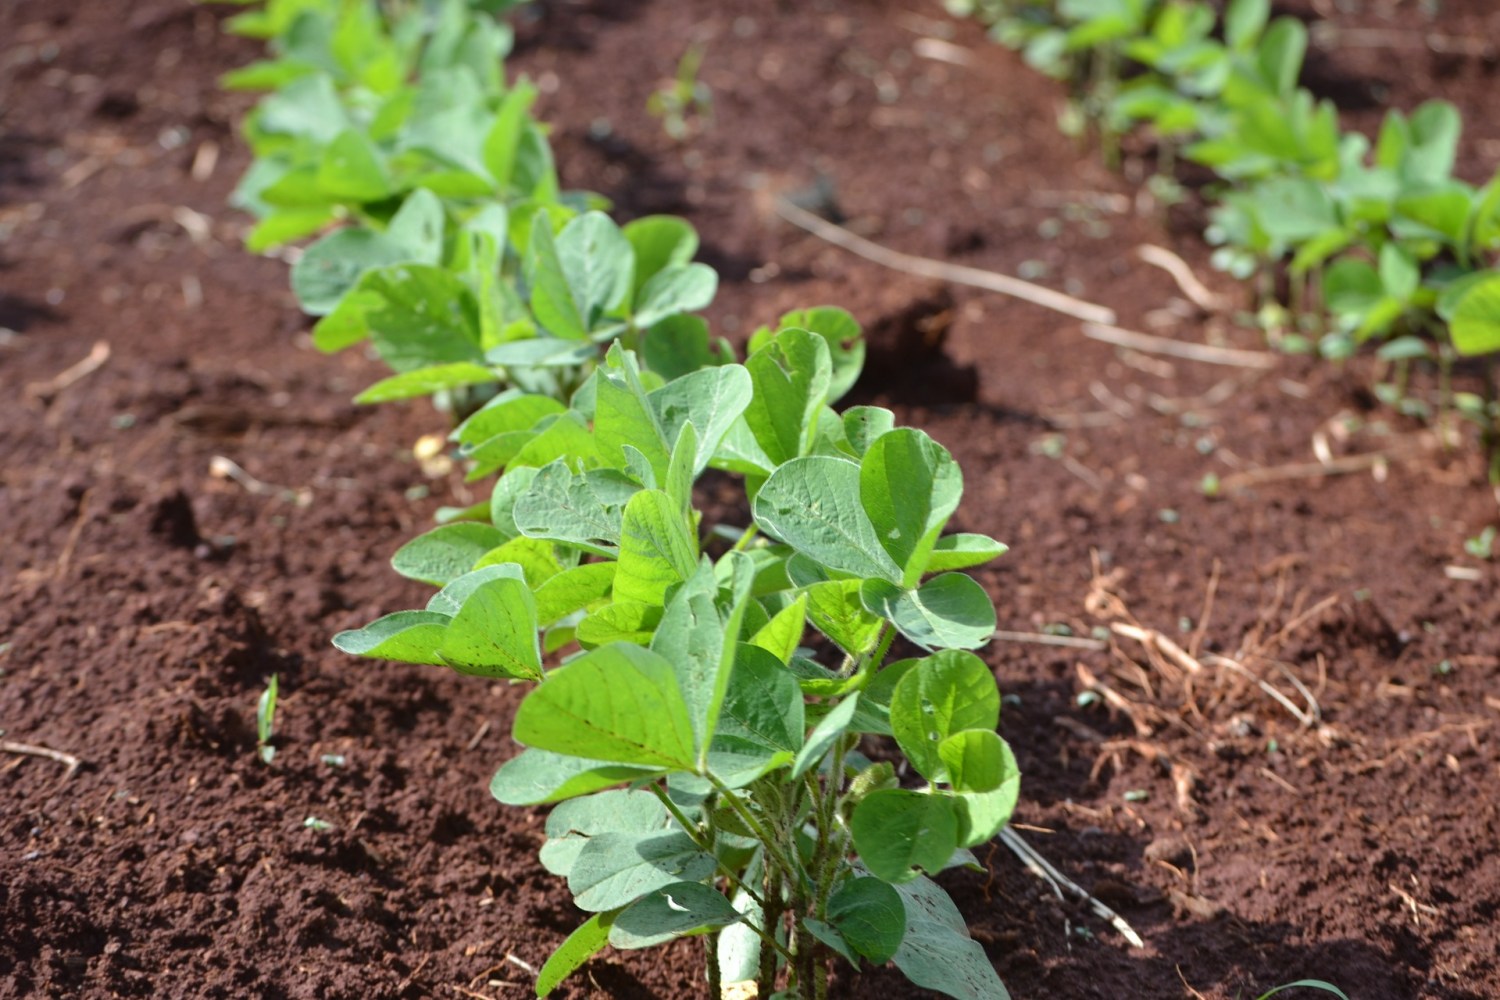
731, 525, 760, 552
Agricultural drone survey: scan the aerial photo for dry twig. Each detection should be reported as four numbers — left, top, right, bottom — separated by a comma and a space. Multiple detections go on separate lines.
1082, 323, 1276, 368
998, 827, 1145, 948
774, 198, 1117, 325
1135, 244, 1231, 312
2, 740, 84, 779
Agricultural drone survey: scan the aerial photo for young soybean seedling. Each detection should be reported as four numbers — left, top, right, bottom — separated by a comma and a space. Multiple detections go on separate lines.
257, 674, 278, 765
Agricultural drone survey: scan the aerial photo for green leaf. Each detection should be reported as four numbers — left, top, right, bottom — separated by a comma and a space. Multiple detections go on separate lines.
354, 362, 496, 403
392, 523, 507, 585
1450, 272, 1500, 356
490, 748, 660, 806
514, 644, 698, 770
1225, 0, 1269, 50
649, 364, 754, 476
650, 562, 727, 761
850, 789, 959, 883
317, 128, 390, 201
438, 576, 542, 680
527, 214, 588, 340
714, 643, 804, 777
860, 574, 996, 651
575, 601, 663, 647
557, 211, 634, 331
791, 694, 860, 780
860, 428, 962, 586
842, 406, 895, 457
889, 650, 1000, 782
891, 875, 1011, 1000
1378, 243, 1420, 303
804, 579, 884, 657
568, 831, 716, 912
925, 534, 1008, 573
750, 594, 807, 663
948, 736, 1021, 847
743, 328, 832, 464
541, 789, 669, 877
775, 307, 865, 403
513, 461, 631, 553
293, 228, 414, 317
614, 490, 699, 605
322, 265, 483, 370
624, 215, 700, 303
803, 918, 860, 967
595, 365, 670, 480
481, 81, 537, 190
634, 264, 717, 328
536, 911, 615, 996
331, 610, 449, 665
534, 563, 618, 625
643, 315, 723, 381
608, 882, 741, 949
754, 456, 902, 583
828, 877, 907, 964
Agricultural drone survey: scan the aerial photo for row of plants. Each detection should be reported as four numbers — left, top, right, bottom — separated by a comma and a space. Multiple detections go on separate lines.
949, 0, 1500, 477
218, 1, 1018, 997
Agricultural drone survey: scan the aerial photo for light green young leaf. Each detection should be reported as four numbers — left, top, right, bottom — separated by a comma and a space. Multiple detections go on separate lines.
514, 643, 698, 770
490, 748, 661, 806
714, 643, 804, 772
595, 367, 670, 481
891, 875, 1011, 1000
354, 362, 496, 403
947, 736, 1020, 847
534, 563, 618, 625
924, 534, 1008, 573
743, 328, 832, 464
860, 574, 996, 651
481, 80, 537, 190
828, 876, 907, 964
860, 428, 962, 586
614, 490, 699, 605
608, 881, 741, 949
527, 215, 588, 340
558, 211, 634, 329
753, 456, 902, 583
438, 576, 542, 680
804, 579, 884, 658
317, 128, 391, 201
424, 563, 526, 616
850, 789, 960, 883
331, 610, 450, 665
1451, 272, 1500, 356
749, 594, 807, 663
889, 650, 1001, 782
575, 601, 663, 647
568, 831, 715, 912
536, 911, 615, 997
392, 522, 507, 585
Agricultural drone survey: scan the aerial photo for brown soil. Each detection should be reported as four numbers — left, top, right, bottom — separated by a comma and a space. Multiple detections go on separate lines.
2, 1, 1498, 998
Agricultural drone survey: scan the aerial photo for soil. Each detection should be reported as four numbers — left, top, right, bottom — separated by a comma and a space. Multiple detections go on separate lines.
2, 1, 1498, 998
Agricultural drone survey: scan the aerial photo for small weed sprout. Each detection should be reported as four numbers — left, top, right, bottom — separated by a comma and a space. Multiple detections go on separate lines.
648, 45, 712, 141
256, 674, 278, 765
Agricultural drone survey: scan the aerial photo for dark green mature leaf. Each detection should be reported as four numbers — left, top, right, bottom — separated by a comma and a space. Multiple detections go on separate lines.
514, 461, 630, 553
860, 574, 996, 651
828, 877, 906, 963
743, 328, 831, 464
331, 610, 450, 665
568, 831, 716, 912
850, 789, 960, 884
889, 650, 1000, 782
803, 919, 860, 967
860, 428, 962, 586
392, 522, 507, 585
754, 456, 902, 583
514, 644, 698, 770
715, 643, 804, 773
490, 748, 660, 806
608, 881, 741, 949
891, 875, 1011, 1000
842, 406, 895, 457
536, 911, 615, 996
614, 490, 699, 605
540, 789, 669, 877
642, 315, 722, 381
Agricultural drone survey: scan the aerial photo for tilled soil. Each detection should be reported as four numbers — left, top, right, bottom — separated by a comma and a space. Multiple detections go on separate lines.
2, 1, 1497, 998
